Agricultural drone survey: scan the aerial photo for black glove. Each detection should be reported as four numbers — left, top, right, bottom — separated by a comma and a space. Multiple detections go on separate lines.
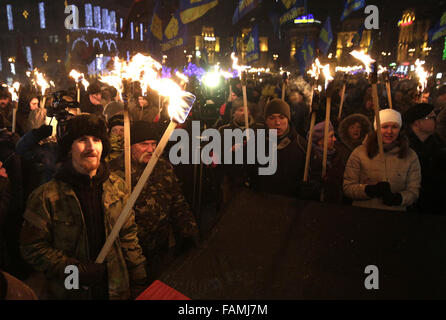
78, 261, 107, 287
365, 182, 391, 198
383, 192, 403, 206
33, 124, 53, 140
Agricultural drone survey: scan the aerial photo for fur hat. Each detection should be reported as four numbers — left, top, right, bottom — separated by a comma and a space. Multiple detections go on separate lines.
58, 114, 110, 160
264, 99, 291, 121
131, 121, 162, 145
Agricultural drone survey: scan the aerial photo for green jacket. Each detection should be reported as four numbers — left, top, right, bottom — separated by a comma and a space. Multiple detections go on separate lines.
109, 156, 199, 258
20, 172, 147, 300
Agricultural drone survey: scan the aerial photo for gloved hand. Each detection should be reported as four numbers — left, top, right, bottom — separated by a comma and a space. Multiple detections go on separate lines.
33, 124, 53, 140
77, 261, 107, 287
365, 182, 391, 198
383, 192, 403, 206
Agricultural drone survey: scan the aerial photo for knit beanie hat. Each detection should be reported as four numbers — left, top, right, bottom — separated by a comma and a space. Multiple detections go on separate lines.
264, 99, 291, 121
312, 121, 334, 144
374, 108, 402, 129
131, 121, 162, 145
58, 114, 110, 160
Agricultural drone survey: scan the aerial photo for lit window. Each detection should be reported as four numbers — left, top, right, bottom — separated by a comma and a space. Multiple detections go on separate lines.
94, 6, 101, 29
140, 23, 143, 41
102, 8, 109, 31
120, 18, 123, 38
130, 22, 134, 40
39, 2, 46, 29
7, 5, 13, 31
110, 11, 116, 32
85, 4, 93, 27
26, 46, 32, 70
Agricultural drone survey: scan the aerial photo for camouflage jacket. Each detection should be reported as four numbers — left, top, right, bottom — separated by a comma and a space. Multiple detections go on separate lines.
109, 156, 198, 257
20, 172, 147, 300
105, 134, 124, 163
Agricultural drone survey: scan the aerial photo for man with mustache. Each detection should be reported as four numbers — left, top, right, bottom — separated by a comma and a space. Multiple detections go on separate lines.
20, 114, 147, 299
109, 121, 199, 283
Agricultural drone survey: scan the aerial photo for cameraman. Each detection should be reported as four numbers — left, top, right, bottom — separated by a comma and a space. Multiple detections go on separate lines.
80, 83, 104, 116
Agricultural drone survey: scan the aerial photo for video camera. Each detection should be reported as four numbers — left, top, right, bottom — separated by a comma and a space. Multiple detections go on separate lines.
46, 90, 80, 119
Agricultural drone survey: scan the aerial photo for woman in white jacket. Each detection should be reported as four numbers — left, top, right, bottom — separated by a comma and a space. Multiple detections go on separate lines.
343, 109, 421, 212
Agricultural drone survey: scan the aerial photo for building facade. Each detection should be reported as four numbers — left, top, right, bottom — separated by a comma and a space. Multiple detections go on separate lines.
0, 0, 146, 84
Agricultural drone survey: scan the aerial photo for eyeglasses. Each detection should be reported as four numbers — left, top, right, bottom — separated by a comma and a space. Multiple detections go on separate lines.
424, 115, 436, 120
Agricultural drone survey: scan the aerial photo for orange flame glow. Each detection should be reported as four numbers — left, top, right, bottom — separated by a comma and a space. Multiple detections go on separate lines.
350, 50, 375, 74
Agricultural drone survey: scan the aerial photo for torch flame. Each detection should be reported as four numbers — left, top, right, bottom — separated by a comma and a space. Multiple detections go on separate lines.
308, 58, 332, 88
231, 52, 249, 78
350, 50, 375, 74
8, 82, 20, 102
415, 59, 429, 93
69, 69, 90, 91
100, 53, 194, 123
33, 69, 50, 97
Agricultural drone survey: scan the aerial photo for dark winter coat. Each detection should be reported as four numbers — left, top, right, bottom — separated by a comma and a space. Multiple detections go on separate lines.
254, 126, 307, 198
407, 130, 446, 215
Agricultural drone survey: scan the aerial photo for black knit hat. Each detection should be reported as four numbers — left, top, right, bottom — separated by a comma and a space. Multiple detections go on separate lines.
404, 103, 434, 125
87, 83, 102, 95
264, 99, 291, 121
131, 121, 162, 145
58, 114, 110, 160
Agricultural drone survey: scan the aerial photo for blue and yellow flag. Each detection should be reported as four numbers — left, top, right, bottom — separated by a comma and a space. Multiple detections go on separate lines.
340, 0, 365, 22
279, 0, 306, 25
296, 36, 314, 75
180, 0, 218, 24
161, 9, 187, 52
352, 22, 365, 47
150, 0, 163, 41
318, 17, 333, 56
232, 0, 262, 25
429, 12, 446, 43
245, 25, 260, 64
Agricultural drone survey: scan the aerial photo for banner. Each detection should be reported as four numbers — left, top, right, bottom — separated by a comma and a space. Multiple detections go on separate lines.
232, 0, 262, 25
340, 0, 365, 22
150, 0, 163, 41
245, 25, 260, 64
180, 0, 218, 24
297, 36, 314, 75
161, 10, 187, 52
429, 12, 446, 43
279, 0, 306, 25
318, 16, 333, 56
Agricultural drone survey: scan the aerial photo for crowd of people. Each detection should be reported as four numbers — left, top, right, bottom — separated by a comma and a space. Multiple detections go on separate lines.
0, 70, 445, 300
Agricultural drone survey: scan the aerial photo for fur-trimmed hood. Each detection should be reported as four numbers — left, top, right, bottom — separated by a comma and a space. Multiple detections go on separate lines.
338, 113, 372, 151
